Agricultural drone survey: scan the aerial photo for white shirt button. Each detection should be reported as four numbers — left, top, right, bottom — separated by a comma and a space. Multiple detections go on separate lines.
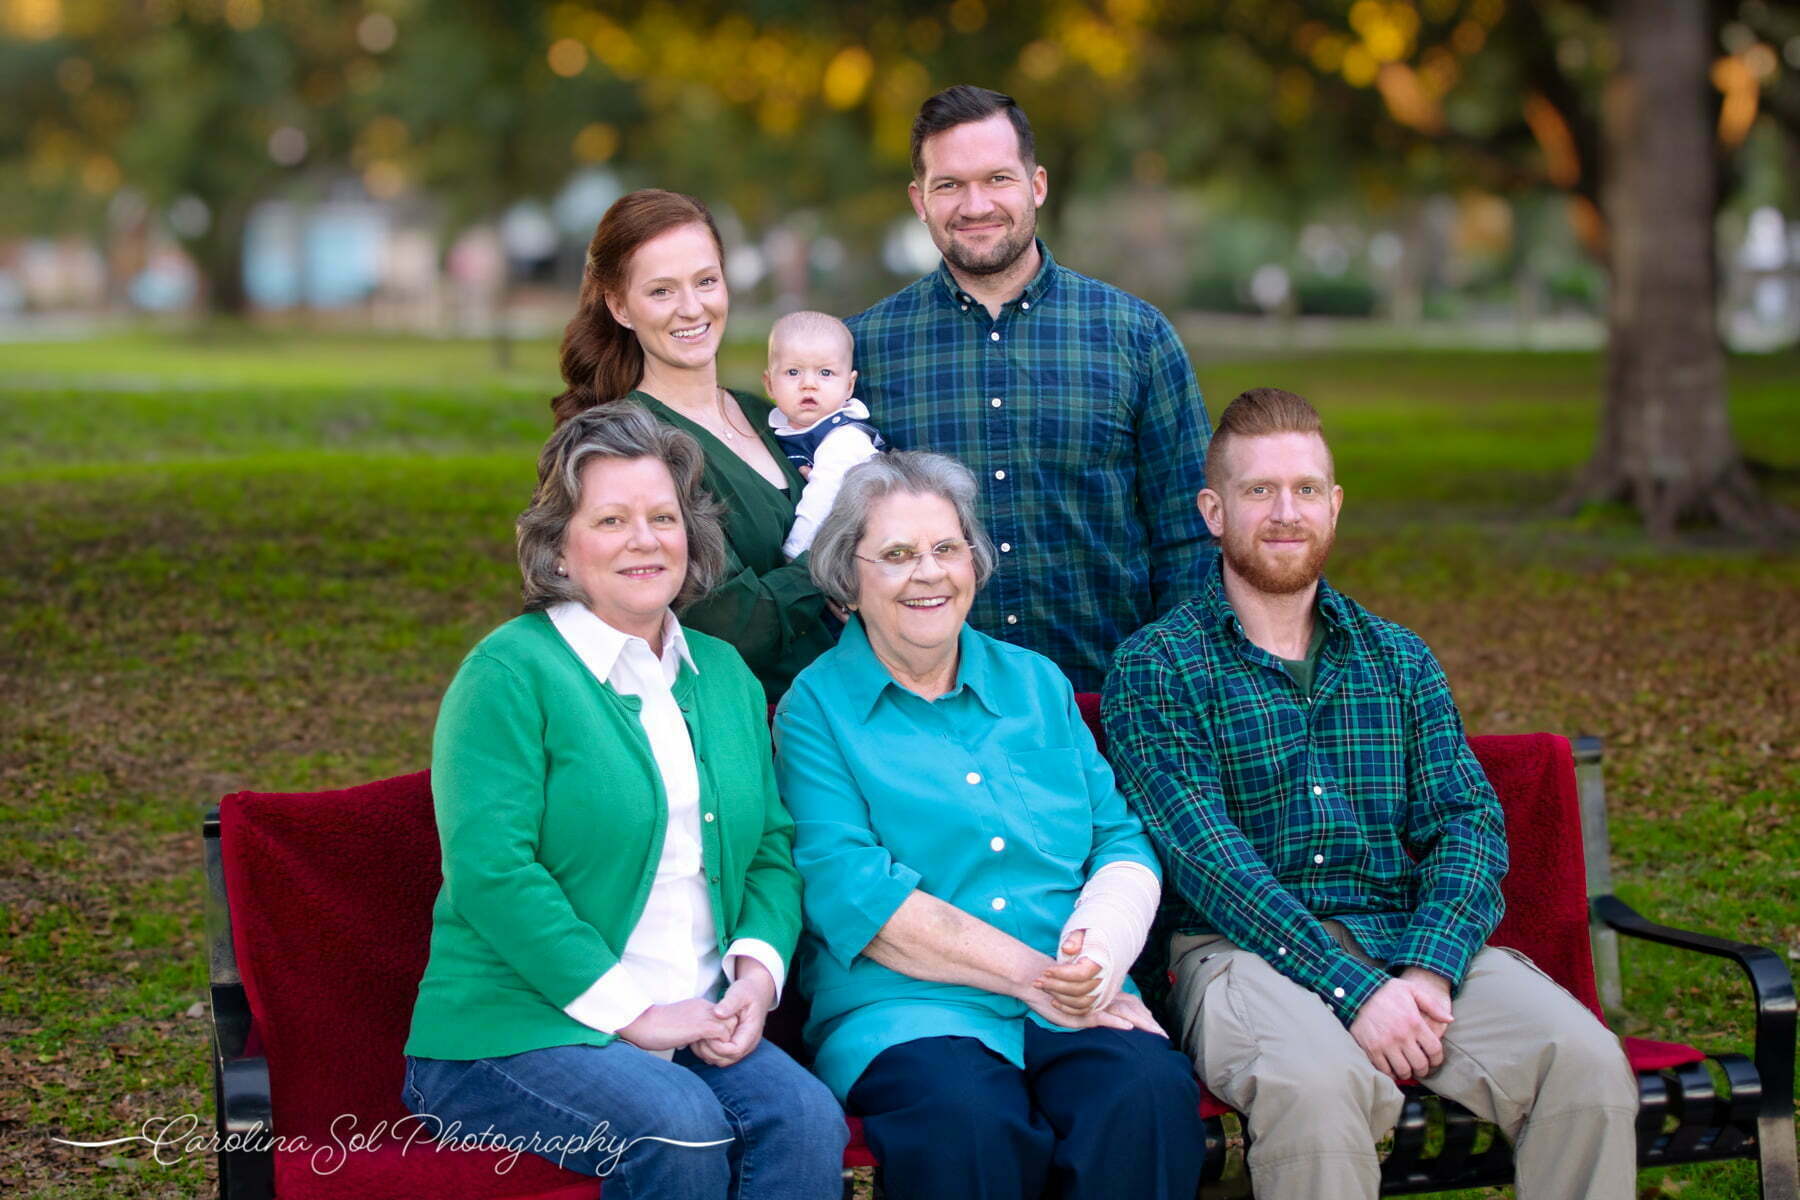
990, 397, 1002, 407
1333, 987, 1346, 999
961, 304, 969, 312
991, 897, 1007, 911
994, 469, 1006, 480
989, 331, 1000, 342
1312, 785, 1324, 796
1000, 542, 1011, 552
703, 812, 715, 823
1021, 300, 1031, 310
990, 836, 1005, 852
1277, 946, 1288, 956
1005, 614, 1018, 625
965, 772, 982, 785
1313, 853, 1325, 864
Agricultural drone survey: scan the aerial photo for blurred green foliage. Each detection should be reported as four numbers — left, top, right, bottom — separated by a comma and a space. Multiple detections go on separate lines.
3, 1, 1794, 310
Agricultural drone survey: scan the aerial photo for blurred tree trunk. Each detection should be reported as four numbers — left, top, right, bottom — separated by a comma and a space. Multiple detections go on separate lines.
1566, 0, 1791, 535
190, 197, 253, 316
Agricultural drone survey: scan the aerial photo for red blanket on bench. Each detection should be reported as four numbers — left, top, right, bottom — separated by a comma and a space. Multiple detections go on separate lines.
219, 719, 1695, 1199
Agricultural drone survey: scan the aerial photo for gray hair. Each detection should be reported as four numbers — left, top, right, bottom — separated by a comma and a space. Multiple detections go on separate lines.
809, 451, 996, 608
517, 402, 727, 612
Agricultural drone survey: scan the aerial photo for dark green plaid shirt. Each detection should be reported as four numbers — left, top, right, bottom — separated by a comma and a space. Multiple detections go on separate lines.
847, 243, 1213, 691
1101, 561, 1508, 1024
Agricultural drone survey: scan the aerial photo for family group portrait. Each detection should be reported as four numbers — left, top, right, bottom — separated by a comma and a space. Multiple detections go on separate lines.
2, 2, 1797, 1199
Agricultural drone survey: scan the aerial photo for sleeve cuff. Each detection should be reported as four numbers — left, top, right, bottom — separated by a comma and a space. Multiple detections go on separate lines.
811, 858, 921, 971
724, 938, 788, 1006
563, 963, 655, 1035
1315, 953, 1392, 1024
1389, 929, 1481, 991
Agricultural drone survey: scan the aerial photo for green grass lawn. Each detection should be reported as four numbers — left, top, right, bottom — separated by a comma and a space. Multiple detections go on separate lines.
2, 330, 1796, 1199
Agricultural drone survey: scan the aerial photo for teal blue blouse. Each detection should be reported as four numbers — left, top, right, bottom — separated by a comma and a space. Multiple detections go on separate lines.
772, 617, 1161, 1101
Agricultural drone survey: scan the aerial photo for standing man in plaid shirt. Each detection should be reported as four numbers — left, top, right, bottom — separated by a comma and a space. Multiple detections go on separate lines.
1103, 388, 1637, 1199
846, 85, 1213, 692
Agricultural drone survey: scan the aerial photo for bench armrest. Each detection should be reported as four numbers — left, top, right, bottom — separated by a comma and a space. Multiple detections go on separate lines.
209, 982, 272, 1130
207, 981, 275, 1200
1591, 892, 1795, 1127
205, 808, 276, 1200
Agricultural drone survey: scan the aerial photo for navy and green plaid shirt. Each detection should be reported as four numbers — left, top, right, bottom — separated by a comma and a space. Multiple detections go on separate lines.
1101, 560, 1508, 1025
846, 242, 1213, 692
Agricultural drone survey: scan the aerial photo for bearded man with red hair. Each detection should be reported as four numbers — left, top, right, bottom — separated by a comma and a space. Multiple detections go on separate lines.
1103, 387, 1639, 1200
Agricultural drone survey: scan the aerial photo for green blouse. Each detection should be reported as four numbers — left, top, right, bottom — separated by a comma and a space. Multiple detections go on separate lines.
631, 387, 837, 702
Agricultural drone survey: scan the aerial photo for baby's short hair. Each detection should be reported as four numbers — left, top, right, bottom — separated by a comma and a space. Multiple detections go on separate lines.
768, 310, 854, 361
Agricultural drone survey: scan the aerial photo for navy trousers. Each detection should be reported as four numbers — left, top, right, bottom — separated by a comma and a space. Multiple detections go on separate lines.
846, 1023, 1205, 1200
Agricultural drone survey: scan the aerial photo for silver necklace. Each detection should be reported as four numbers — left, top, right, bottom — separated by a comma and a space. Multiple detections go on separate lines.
714, 387, 742, 442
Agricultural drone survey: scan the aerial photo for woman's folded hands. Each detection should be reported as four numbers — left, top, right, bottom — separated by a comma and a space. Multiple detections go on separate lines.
618, 997, 737, 1053
616, 958, 779, 1064
1026, 930, 1167, 1037
693, 957, 779, 1068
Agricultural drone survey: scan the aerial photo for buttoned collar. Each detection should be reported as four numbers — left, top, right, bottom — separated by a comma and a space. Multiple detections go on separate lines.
932, 239, 1059, 314
546, 601, 698, 687
766, 396, 872, 434
837, 615, 1003, 720
1198, 554, 1347, 647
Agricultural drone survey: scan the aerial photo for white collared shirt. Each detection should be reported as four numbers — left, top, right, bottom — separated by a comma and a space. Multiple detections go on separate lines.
547, 602, 785, 1041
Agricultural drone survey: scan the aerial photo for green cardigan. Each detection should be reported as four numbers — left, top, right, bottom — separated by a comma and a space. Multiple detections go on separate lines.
632, 388, 838, 703
404, 611, 803, 1062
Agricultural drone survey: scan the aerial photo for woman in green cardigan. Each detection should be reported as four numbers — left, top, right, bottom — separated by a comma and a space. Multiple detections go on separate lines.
402, 403, 846, 1197
551, 189, 838, 703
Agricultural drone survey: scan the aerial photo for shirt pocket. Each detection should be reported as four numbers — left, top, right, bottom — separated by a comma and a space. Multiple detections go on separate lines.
1006, 749, 1094, 865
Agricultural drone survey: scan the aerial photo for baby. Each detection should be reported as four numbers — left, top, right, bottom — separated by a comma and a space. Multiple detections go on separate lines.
764, 310, 888, 559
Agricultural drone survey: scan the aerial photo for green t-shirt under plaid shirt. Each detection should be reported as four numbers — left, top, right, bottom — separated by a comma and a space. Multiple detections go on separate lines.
847, 241, 1214, 692
1101, 560, 1508, 1025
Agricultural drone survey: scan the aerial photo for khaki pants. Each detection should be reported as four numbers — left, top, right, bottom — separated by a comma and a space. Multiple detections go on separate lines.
1170, 925, 1640, 1200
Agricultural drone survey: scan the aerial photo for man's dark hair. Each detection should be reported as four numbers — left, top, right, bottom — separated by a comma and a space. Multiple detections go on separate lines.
910, 85, 1036, 179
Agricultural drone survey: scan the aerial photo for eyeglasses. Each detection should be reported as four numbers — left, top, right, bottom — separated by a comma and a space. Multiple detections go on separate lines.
854, 538, 972, 576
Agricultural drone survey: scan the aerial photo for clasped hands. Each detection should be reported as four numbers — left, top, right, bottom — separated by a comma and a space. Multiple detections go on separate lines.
616, 957, 777, 1067
1348, 967, 1454, 1080
1023, 929, 1167, 1038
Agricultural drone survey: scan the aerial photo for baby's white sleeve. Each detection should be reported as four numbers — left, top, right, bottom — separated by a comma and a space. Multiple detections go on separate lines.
783, 426, 883, 559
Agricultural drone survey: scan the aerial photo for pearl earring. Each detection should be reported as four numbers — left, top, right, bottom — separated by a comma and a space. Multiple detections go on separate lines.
556, 563, 567, 576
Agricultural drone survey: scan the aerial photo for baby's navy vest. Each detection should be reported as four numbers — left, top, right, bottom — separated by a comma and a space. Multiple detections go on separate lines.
775, 407, 889, 470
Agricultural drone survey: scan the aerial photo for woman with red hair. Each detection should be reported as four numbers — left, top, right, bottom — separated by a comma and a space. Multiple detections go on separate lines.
554, 190, 836, 702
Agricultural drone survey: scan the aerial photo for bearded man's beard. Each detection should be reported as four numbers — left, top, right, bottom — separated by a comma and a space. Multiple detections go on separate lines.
1222, 521, 1335, 595
941, 212, 1037, 276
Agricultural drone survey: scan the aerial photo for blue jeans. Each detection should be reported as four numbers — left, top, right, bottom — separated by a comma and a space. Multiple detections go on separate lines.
404, 1038, 847, 1200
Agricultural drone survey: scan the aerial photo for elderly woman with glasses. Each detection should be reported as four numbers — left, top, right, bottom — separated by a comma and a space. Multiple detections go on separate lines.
773, 452, 1206, 1200
402, 403, 846, 1198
